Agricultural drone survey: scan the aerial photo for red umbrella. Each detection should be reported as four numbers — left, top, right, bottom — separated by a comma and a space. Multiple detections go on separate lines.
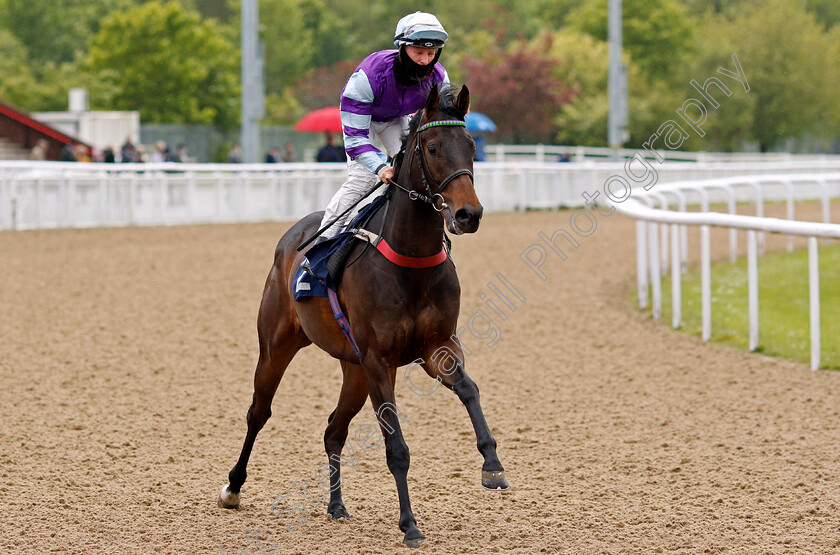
294, 106, 343, 133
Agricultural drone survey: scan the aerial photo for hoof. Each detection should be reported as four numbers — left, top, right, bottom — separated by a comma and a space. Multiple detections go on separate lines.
328, 505, 352, 521
403, 528, 425, 549
217, 485, 241, 509
481, 470, 510, 491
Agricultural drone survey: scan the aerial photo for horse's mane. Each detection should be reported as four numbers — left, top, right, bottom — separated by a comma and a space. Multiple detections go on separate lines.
400, 83, 466, 150
393, 84, 466, 177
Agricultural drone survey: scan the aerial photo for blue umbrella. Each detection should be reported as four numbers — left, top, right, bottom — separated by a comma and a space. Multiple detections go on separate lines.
465, 111, 497, 133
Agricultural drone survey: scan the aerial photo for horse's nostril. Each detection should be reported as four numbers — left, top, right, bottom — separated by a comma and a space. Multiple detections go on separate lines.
455, 207, 483, 226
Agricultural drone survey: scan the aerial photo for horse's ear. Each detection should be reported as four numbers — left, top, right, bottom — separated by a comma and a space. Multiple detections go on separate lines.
456, 84, 470, 116
424, 85, 440, 118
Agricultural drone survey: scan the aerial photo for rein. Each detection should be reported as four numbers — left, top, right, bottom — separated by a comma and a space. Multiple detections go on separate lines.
391, 119, 474, 213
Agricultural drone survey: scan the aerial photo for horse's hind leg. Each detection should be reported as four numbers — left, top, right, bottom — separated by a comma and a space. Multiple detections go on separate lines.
322, 360, 368, 520
219, 304, 305, 508
420, 342, 509, 491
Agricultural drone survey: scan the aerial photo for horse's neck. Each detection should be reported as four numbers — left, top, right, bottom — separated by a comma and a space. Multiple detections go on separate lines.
383, 170, 444, 257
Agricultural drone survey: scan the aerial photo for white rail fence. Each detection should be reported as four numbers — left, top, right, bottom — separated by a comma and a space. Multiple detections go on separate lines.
613, 173, 840, 370
484, 144, 840, 164
3, 162, 840, 367
4, 160, 840, 231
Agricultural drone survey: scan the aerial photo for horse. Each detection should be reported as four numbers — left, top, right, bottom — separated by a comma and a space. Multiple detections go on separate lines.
218, 83, 508, 548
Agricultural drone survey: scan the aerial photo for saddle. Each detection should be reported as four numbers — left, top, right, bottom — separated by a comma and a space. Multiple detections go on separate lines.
293, 185, 453, 302
293, 194, 388, 300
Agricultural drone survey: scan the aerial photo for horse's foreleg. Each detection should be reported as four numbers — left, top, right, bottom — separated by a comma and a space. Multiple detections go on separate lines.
219, 334, 301, 509
364, 359, 425, 548
323, 360, 368, 520
421, 345, 509, 491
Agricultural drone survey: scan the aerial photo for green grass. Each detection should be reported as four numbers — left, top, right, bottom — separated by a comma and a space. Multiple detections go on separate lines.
648, 242, 840, 370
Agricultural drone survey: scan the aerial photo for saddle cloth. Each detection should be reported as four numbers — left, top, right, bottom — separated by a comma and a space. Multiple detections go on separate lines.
292, 194, 388, 300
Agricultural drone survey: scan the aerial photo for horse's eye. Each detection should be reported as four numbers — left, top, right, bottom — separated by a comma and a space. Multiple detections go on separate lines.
427, 143, 437, 155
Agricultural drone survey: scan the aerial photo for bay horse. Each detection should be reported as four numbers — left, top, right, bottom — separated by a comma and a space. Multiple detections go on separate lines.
218, 84, 508, 548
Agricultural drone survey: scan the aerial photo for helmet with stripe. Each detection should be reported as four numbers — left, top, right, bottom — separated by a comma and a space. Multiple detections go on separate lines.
394, 12, 448, 49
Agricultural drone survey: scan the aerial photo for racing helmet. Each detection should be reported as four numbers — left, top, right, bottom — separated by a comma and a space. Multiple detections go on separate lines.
394, 12, 448, 49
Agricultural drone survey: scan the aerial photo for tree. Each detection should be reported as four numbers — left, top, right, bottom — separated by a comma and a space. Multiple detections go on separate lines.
0, 29, 85, 111
542, 30, 609, 146
683, 0, 840, 29
567, 0, 696, 82
178, 0, 235, 23
462, 40, 573, 144
722, 0, 835, 151
530, 0, 587, 28
290, 59, 364, 112
0, 0, 129, 65
0, 30, 37, 107
663, 12, 754, 152
543, 29, 684, 148
257, 0, 354, 95
806, 0, 840, 28
87, 1, 239, 127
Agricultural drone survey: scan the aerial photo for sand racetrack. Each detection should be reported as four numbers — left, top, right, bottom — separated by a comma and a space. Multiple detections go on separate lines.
2, 207, 840, 554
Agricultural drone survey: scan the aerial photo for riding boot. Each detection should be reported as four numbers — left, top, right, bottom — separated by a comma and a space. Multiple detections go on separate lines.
300, 235, 329, 277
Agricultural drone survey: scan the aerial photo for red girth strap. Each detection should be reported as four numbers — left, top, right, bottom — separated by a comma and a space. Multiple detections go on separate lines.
375, 238, 447, 268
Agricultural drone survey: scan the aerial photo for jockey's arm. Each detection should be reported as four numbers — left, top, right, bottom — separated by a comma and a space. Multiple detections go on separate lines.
339, 69, 387, 178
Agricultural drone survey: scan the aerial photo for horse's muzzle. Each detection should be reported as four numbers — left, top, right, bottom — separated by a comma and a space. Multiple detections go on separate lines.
452, 205, 483, 234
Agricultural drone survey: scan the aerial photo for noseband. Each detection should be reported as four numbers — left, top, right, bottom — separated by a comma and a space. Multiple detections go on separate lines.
394, 119, 474, 212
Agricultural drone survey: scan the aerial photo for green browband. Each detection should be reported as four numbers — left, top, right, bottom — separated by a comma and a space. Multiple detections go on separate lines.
418, 120, 467, 133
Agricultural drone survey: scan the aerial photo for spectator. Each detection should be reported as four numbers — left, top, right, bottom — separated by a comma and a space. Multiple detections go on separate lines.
164, 145, 179, 162
280, 142, 296, 163
133, 145, 147, 163
316, 133, 346, 163
30, 139, 49, 160
176, 144, 191, 163
228, 144, 242, 163
74, 143, 91, 162
265, 147, 280, 163
103, 147, 116, 163
150, 140, 167, 163
120, 138, 136, 163
60, 142, 78, 162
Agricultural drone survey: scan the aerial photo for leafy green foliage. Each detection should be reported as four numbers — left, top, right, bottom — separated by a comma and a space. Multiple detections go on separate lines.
666, 12, 754, 152
462, 39, 573, 143
289, 59, 362, 113
0, 0, 837, 151
567, 0, 696, 82
179, 0, 235, 22
0, 0, 129, 65
543, 30, 609, 145
86, 1, 239, 127
721, 0, 836, 151
0, 29, 85, 111
258, 0, 356, 95
0, 29, 38, 108
806, 0, 840, 28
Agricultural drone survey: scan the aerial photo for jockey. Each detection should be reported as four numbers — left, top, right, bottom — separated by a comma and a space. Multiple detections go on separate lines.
316, 11, 450, 241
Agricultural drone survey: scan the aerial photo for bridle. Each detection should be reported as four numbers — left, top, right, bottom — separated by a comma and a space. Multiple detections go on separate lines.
392, 119, 474, 213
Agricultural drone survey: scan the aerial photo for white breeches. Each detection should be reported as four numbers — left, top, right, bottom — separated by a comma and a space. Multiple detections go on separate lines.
320, 117, 410, 237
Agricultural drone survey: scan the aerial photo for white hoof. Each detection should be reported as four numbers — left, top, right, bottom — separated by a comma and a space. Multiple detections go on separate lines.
218, 485, 241, 508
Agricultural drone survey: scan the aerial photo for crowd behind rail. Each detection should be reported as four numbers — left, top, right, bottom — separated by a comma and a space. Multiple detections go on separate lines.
28, 133, 840, 167
48, 137, 312, 165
